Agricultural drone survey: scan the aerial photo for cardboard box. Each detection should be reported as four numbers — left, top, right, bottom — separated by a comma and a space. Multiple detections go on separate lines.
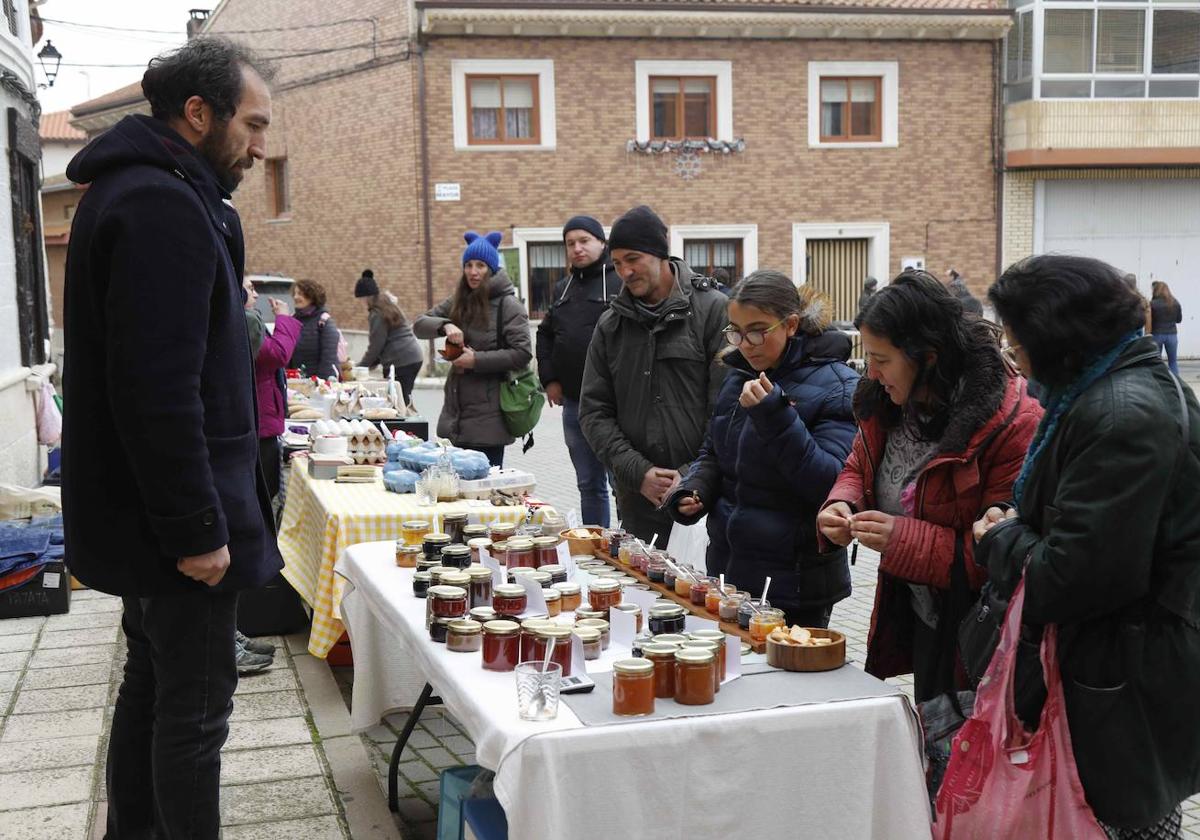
0, 561, 71, 618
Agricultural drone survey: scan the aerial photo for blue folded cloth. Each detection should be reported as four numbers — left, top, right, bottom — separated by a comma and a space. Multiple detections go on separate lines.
0, 528, 53, 576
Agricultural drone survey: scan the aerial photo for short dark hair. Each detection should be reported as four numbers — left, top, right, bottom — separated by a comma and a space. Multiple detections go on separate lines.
988, 255, 1146, 388
855, 269, 1003, 439
142, 36, 274, 123
293, 279, 327, 309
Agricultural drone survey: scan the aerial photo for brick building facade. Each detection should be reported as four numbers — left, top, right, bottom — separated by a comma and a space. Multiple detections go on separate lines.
201, 0, 1010, 335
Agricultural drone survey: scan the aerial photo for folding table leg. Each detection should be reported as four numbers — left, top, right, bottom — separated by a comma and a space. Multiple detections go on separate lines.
388, 682, 444, 812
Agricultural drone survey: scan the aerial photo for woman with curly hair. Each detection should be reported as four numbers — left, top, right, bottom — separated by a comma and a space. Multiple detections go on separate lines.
816, 269, 1042, 702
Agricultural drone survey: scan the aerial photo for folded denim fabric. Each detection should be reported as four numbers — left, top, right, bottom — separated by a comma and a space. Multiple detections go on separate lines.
0, 529, 52, 576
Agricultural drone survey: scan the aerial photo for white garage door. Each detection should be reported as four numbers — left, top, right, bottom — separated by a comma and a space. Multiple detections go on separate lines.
1040, 179, 1200, 358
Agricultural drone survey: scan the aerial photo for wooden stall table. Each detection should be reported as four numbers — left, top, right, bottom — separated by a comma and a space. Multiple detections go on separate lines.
277, 453, 537, 657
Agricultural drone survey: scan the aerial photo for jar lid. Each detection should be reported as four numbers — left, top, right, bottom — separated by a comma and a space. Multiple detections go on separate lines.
510, 566, 538, 576
428, 585, 467, 599
396, 544, 422, 553
617, 576, 639, 586
490, 522, 517, 533
575, 618, 610, 631
528, 572, 552, 585
683, 639, 720, 652
506, 537, 534, 550
427, 566, 453, 578
483, 620, 520, 635
424, 532, 451, 543
542, 588, 561, 601
463, 523, 489, 534
494, 583, 527, 597
539, 625, 573, 639
596, 571, 624, 580
491, 540, 509, 551
531, 536, 559, 546
572, 627, 601, 642
675, 648, 715, 663
690, 629, 726, 641
652, 633, 688, 645
589, 579, 621, 593
642, 642, 679, 656
613, 657, 654, 674
402, 519, 430, 528
416, 559, 440, 571
467, 537, 493, 548
649, 604, 686, 618
413, 571, 432, 581
521, 619, 553, 630
469, 607, 497, 620
443, 512, 469, 522
441, 544, 471, 556
552, 582, 581, 595
574, 609, 605, 620
538, 564, 564, 574
439, 572, 470, 587
447, 619, 481, 635
467, 566, 493, 580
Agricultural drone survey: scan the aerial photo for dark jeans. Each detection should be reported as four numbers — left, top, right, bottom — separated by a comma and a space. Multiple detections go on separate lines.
106, 590, 239, 840
1154, 333, 1180, 376
561, 398, 611, 527
460, 443, 505, 468
258, 435, 281, 500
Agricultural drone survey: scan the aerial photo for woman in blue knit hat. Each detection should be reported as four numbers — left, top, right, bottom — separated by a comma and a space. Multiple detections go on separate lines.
413, 232, 532, 466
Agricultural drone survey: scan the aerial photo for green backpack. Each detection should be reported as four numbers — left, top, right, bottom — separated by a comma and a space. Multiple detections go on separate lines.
495, 299, 545, 450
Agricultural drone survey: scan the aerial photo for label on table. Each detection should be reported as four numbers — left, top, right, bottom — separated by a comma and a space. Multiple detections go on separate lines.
571, 632, 587, 675
517, 576, 549, 619
723, 635, 742, 684
556, 542, 575, 577
609, 605, 637, 648
479, 547, 503, 589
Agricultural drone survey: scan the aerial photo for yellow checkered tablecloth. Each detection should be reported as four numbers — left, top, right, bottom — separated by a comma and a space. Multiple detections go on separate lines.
278, 456, 534, 657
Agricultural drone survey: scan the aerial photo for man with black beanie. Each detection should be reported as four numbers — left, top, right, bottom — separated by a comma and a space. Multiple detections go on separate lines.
579, 205, 728, 543
536, 215, 616, 526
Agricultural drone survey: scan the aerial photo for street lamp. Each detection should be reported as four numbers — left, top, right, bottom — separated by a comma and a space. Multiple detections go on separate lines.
37, 40, 62, 88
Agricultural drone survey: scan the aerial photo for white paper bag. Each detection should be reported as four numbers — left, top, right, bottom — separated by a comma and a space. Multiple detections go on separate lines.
666, 516, 710, 571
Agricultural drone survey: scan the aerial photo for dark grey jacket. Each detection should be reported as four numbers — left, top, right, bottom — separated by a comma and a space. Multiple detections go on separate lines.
413, 271, 531, 446
359, 306, 423, 371
289, 307, 340, 379
578, 258, 729, 495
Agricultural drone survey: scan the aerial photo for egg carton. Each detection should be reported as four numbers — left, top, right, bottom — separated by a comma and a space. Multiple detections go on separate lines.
457, 469, 536, 500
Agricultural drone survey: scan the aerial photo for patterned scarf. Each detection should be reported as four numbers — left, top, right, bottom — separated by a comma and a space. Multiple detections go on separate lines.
1012, 331, 1142, 508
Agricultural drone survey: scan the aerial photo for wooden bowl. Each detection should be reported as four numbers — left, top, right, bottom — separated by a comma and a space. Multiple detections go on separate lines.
766, 628, 846, 672
559, 527, 605, 556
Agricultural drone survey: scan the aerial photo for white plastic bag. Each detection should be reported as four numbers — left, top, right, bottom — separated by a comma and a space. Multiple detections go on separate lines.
666, 516, 710, 572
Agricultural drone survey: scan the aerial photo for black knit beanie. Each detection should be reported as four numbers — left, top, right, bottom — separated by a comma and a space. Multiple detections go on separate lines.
354, 270, 379, 299
608, 205, 669, 259
562, 215, 606, 243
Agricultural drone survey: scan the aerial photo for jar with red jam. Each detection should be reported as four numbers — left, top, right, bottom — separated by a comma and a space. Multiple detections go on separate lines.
531, 536, 560, 568
612, 658, 655, 716
429, 585, 468, 620
492, 583, 527, 617
552, 582, 581, 612
539, 625, 574, 677
674, 648, 717, 706
442, 512, 468, 546
642, 642, 678, 698
440, 544, 472, 570
446, 619, 482, 652
689, 576, 715, 607
519, 619, 553, 662
505, 537, 535, 569
489, 522, 517, 544
481, 620, 520, 671
467, 566, 494, 609
587, 579, 622, 612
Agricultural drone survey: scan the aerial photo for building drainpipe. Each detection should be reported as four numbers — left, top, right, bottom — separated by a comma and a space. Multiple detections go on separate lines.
417, 38, 435, 312
993, 36, 1006, 279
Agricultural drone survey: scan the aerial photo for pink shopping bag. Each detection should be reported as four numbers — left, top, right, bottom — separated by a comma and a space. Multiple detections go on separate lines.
932, 579, 1106, 839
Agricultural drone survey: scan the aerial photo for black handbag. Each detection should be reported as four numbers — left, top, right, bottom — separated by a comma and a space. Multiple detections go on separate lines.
958, 580, 1008, 688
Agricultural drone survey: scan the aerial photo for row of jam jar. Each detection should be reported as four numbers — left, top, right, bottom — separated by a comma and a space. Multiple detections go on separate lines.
433, 618, 610, 674
611, 632, 728, 715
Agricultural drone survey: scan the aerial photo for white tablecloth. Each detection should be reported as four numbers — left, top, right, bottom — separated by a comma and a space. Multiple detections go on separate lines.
336, 541, 933, 840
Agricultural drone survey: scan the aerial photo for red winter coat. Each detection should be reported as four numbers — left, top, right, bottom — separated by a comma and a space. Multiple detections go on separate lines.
822, 355, 1042, 683
255, 314, 301, 438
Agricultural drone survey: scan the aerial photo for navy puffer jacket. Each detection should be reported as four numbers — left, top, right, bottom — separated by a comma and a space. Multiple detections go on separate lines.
669, 331, 859, 613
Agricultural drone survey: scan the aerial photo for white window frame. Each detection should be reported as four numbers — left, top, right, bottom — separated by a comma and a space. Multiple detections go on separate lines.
451, 59, 557, 151
670, 224, 758, 277
807, 61, 900, 149
635, 60, 734, 143
791, 222, 891, 288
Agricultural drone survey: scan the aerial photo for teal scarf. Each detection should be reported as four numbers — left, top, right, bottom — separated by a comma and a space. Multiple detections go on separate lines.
1012, 331, 1142, 508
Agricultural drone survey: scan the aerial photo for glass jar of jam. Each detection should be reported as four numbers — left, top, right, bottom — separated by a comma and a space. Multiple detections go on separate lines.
539, 564, 567, 585
416, 558, 440, 574
527, 571, 552, 590
705, 583, 737, 614
395, 542, 422, 568
648, 604, 687, 636
604, 528, 626, 559
519, 619, 553, 662
505, 537, 535, 569
492, 584, 527, 617
527, 626, 573, 677
429, 617, 453, 643
587, 579, 622, 612
646, 558, 667, 584
749, 607, 786, 643
611, 603, 643, 633
573, 626, 602, 660
401, 519, 430, 546
689, 576, 715, 607
690, 630, 728, 681
438, 544, 471, 570
429, 585, 468, 619
489, 540, 508, 566
674, 648, 717, 706
442, 512, 468, 546
663, 566, 677, 590
737, 597, 771, 630
674, 571, 696, 598
469, 606, 496, 624
481, 620, 520, 671
412, 570, 432, 598
683, 639, 723, 693
531, 536, 560, 568
467, 538, 493, 565
575, 618, 610, 650
542, 588, 561, 617
423, 532, 451, 562
642, 642, 679, 698
652, 633, 689, 647
552, 582, 581, 612
446, 619, 482, 652
467, 566, 494, 608
508, 568, 536, 585
489, 522, 517, 543
439, 571, 470, 592
427, 566, 452, 587
627, 543, 648, 573
612, 658, 655, 717
574, 607, 605, 623
617, 537, 635, 566
462, 523, 489, 542
719, 592, 748, 623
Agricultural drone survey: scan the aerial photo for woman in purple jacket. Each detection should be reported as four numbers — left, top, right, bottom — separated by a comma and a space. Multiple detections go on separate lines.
245, 282, 302, 499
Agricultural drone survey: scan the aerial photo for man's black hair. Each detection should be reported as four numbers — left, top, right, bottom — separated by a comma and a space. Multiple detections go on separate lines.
142, 36, 275, 123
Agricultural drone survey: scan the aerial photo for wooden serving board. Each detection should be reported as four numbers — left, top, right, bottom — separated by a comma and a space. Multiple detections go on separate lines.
589, 548, 767, 653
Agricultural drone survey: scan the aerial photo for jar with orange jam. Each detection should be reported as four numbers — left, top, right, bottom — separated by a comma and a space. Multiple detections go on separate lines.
642, 642, 678, 698
542, 588, 561, 618
586, 578, 622, 612
492, 583, 527, 617
481, 620, 520, 671
704, 583, 736, 614
674, 571, 696, 598
401, 519, 430, 547
748, 607, 786, 643
674, 648, 716, 706
683, 639, 723, 694
552, 582, 581, 612
612, 658, 655, 717
394, 542, 422, 568
690, 630, 728, 681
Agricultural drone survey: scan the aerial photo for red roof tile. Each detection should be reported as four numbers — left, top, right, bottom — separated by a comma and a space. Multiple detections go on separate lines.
39, 110, 86, 142
421, 0, 1008, 12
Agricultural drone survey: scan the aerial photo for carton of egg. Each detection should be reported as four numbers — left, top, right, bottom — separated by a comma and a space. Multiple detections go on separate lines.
310, 418, 388, 465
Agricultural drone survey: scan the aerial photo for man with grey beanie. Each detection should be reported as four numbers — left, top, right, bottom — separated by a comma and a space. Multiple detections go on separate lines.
578, 205, 728, 543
